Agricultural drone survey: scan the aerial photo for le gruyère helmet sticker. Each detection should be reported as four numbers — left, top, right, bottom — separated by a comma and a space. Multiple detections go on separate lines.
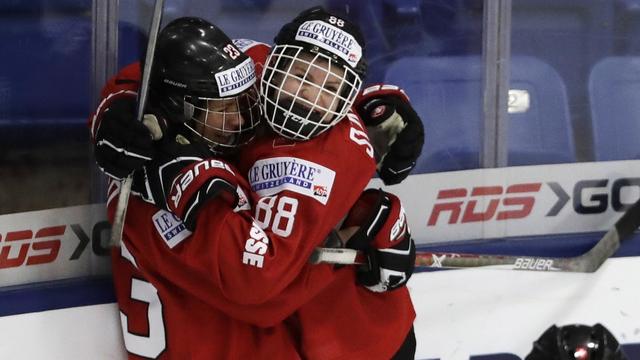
215, 57, 256, 97
294, 20, 363, 68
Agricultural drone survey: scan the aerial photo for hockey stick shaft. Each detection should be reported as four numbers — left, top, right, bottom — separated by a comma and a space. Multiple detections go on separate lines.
311, 199, 640, 273
110, 0, 164, 247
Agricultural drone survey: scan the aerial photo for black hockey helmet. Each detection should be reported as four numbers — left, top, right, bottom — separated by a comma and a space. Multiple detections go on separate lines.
150, 17, 261, 152
273, 6, 367, 77
526, 324, 627, 360
261, 6, 367, 140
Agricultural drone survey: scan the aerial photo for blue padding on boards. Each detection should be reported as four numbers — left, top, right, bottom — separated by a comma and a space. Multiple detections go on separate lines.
0, 276, 115, 317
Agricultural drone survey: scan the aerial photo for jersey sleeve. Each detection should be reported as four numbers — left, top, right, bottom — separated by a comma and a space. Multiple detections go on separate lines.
110, 113, 377, 328
185, 112, 378, 322
115, 194, 338, 328
215, 111, 377, 302
110, 220, 303, 359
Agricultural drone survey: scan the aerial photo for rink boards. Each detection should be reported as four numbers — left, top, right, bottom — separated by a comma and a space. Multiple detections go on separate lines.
1, 160, 640, 359
0, 257, 638, 359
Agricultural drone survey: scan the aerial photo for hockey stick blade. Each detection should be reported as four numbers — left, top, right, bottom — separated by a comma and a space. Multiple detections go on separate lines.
110, 0, 164, 248
312, 199, 640, 273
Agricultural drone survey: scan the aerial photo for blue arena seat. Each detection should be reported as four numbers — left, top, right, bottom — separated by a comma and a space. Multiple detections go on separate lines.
588, 56, 640, 161
0, 0, 91, 13
384, 55, 574, 173
510, 0, 615, 163
335, 0, 482, 82
0, 16, 92, 146
511, 0, 615, 74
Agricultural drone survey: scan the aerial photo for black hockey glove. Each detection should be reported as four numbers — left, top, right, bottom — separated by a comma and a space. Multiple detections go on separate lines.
165, 156, 240, 231
134, 134, 240, 231
343, 189, 416, 293
354, 84, 425, 185
131, 134, 207, 209
93, 95, 155, 180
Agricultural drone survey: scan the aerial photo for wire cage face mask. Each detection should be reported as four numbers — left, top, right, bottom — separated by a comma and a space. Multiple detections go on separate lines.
183, 85, 261, 152
261, 44, 362, 141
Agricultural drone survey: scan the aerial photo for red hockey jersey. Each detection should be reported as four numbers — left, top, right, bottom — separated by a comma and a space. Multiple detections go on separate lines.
108, 189, 302, 359
238, 38, 416, 360
97, 39, 415, 360
235, 113, 415, 360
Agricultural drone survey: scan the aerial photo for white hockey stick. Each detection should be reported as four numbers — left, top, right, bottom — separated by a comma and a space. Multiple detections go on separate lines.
110, 0, 164, 247
311, 199, 640, 273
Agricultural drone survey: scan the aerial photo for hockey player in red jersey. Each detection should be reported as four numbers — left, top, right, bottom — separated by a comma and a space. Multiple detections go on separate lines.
100, 17, 301, 359
91, 9, 422, 360
231, 8, 417, 358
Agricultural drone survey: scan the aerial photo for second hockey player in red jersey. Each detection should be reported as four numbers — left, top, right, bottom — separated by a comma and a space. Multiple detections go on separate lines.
231, 8, 416, 358
104, 17, 301, 359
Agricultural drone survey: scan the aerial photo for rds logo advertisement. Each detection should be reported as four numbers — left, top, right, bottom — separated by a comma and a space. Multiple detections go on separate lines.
381, 160, 640, 245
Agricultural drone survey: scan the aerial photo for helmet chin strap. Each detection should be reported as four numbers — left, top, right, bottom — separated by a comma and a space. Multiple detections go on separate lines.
183, 101, 195, 120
